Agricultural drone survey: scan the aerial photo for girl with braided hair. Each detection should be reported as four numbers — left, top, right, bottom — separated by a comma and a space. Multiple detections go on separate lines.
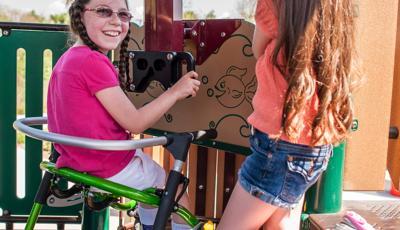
218, 0, 361, 229
47, 0, 199, 229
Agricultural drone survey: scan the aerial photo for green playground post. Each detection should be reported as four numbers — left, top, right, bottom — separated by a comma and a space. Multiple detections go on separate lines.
305, 143, 346, 213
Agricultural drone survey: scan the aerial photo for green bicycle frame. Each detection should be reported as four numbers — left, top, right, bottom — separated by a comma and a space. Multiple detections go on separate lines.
26, 161, 201, 228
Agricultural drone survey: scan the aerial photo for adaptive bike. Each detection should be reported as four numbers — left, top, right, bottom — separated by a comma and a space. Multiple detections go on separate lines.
13, 116, 217, 230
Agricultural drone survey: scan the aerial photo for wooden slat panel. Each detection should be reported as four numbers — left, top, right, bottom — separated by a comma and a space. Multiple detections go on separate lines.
187, 145, 198, 214
205, 148, 218, 217
215, 150, 225, 218
223, 152, 236, 209
195, 146, 208, 216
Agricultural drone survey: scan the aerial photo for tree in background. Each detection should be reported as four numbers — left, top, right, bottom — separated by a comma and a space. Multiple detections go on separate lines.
0, 5, 9, 21
50, 13, 69, 24
236, 0, 256, 21
183, 10, 198, 20
0, 5, 25, 22
0, 6, 47, 23
0, 3, 69, 24
19, 10, 46, 23
205, 10, 216, 19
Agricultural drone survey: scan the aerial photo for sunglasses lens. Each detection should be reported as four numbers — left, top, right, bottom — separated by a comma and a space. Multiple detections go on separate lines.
95, 7, 113, 17
118, 11, 132, 22
91, 7, 132, 22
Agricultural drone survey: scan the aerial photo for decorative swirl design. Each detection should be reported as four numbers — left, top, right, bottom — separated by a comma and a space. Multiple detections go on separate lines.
212, 34, 253, 57
210, 114, 251, 138
164, 113, 173, 123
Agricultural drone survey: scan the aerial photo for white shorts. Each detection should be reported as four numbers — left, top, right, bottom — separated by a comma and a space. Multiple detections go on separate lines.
105, 149, 166, 190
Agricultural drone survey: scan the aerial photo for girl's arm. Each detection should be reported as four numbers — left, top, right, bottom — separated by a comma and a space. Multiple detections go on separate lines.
252, 26, 273, 60
95, 71, 200, 134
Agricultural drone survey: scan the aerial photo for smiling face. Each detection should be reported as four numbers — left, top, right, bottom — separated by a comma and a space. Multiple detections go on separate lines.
81, 0, 130, 53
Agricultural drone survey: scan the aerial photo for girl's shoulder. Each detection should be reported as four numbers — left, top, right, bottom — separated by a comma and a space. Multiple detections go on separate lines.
64, 46, 111, 68
68, 46, 107, 60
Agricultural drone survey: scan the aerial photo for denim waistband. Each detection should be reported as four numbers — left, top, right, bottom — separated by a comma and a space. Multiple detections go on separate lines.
251, 127, 332, 157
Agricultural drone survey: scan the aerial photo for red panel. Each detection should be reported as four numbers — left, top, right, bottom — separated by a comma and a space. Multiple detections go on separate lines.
145, 0, 183, 51
144, 0, 242, 64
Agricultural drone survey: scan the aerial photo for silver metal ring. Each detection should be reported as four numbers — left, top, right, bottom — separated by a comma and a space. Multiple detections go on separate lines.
13, 117, 168, 151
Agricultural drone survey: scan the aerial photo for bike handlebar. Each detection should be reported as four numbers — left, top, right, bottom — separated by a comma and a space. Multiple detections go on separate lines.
13, 116, 217, 151
13, 117, 168, 150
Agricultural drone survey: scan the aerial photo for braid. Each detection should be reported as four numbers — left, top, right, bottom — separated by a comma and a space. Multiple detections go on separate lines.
68, 0, 132, 89
69, 0, 99, 51
118, 28, 131, 90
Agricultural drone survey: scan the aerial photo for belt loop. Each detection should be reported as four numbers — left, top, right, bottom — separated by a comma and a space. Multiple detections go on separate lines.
270, 138, 277, 152
318, 146, 322, 157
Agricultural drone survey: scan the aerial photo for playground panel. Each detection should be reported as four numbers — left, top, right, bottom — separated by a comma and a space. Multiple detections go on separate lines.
388, 1, 400, 191
345, 0, 399, 191
0, 29, 82, 216
123, 21, 256, 154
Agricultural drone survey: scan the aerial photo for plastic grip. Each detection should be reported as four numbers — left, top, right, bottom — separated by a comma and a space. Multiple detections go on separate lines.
153, 171, 182, 229
190, 129, 218, 141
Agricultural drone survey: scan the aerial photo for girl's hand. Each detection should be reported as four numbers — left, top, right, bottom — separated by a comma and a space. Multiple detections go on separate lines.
168, 71, 200, 100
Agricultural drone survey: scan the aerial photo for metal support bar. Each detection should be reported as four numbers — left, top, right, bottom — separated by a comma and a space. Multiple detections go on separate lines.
0, 215, 81, 223
0, 22, 68, 32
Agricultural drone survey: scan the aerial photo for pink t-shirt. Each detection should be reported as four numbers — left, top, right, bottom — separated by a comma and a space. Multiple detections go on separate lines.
47, 46, 135, 178
247, 0, 320, 145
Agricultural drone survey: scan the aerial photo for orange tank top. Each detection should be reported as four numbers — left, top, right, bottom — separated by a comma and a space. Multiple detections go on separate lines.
247, 0, 321, 146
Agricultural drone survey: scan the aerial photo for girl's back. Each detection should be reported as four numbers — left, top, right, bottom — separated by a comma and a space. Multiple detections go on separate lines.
48, 46, 134, 178
248, 0, 320, 146
250, 0, 360, 146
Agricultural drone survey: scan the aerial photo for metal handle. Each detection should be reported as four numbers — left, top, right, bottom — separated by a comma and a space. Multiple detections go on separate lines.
13, 117, 168, 151
176, 51, 196, 72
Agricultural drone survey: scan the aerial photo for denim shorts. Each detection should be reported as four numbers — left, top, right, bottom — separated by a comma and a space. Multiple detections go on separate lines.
238, 128, 333, 209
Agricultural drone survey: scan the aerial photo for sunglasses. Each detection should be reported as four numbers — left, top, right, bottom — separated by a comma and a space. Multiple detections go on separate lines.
84, 6, 132, 22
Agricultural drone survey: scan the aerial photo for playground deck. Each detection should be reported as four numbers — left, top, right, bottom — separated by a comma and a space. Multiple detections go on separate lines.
2, 172, 398, 229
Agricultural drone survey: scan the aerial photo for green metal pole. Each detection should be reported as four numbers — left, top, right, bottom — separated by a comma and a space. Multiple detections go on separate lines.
305, 143, 345, 213
81, 205, 109, 230
25, 203, 43, 230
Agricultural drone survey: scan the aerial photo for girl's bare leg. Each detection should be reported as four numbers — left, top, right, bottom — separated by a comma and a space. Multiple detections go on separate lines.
262, 196, 303, 230
218, 182, 278, 230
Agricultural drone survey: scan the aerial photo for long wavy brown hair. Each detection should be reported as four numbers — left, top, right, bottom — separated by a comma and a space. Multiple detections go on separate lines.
68, 0, 131, 89
271, 0, 361, 145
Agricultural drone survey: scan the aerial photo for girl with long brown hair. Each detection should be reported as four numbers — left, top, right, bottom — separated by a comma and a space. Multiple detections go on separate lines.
218, 0, 360, 229
47, 0, 199, 229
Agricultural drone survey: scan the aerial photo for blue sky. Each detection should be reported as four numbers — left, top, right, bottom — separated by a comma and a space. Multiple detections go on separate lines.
0, 0, 241, 19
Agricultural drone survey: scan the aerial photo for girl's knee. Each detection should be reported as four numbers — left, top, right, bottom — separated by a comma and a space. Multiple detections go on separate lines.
262, 221, 287, 230
264, 209, 299, 230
